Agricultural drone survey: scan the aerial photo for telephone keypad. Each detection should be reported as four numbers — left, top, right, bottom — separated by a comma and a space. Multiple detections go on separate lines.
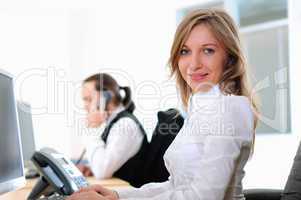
73, 176, 88, 188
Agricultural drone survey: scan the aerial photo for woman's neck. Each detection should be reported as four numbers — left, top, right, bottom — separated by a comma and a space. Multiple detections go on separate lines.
106, 103, 121, 117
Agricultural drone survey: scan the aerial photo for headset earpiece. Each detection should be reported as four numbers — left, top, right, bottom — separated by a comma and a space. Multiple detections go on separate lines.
102, 90, 112, 102
98, 90, 112, 111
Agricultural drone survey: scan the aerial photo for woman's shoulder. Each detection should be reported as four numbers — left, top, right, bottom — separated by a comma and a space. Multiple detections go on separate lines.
223, 95, 253, 116
111, 111, 138, 125
114, 114, 138, 126
192, 94, 254, 124
189, 94, 253, 123
224, 94, 251, 107
191, 93, 252, 115
111, 113, 142, 133
223, 95, 254, 136
187, 94, 254, 140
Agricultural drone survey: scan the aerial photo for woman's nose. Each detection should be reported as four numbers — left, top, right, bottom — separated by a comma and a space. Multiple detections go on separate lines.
188, 53, 202, 72
84, 104, 90, 112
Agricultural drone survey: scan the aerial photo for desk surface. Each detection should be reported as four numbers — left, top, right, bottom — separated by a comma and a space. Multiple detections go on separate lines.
0, 177, 130, 200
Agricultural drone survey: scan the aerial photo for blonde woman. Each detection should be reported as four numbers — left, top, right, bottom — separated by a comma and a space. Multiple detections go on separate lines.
67, 8, 257, 200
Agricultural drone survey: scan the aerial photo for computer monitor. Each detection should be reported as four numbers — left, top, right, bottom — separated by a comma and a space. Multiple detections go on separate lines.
17, 101, 36, 166
0, 69, 25, 195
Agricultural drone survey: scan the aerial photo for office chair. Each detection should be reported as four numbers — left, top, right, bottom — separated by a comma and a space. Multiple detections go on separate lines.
244, 142, 301, 200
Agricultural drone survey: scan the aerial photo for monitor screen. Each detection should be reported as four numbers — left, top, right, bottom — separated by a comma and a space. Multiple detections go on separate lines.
0, 70, 25, 195
17, 101, 36, 164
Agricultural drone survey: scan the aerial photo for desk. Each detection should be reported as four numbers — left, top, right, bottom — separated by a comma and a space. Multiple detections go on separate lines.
0, 177, 130, 200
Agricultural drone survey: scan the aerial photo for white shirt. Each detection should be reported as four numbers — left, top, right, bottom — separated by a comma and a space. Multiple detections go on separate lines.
86, 106, 144, 179
116, 86, 254, 200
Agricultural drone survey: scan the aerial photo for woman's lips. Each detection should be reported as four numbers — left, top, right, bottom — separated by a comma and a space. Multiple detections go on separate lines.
189, 73, 209, 81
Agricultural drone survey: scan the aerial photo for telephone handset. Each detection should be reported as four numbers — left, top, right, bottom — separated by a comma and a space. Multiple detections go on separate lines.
28, 148, 89, 199
98, 90, 112, 111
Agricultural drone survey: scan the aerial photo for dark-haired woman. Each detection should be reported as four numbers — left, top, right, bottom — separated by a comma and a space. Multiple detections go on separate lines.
78, 73, 148, 187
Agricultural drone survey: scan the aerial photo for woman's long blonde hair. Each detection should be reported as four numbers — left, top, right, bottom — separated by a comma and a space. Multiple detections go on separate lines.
169, 9, 258, 126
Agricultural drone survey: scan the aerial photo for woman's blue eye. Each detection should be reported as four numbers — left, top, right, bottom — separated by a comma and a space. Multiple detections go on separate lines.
179, 49, 189, 55
204, 48, 215, 55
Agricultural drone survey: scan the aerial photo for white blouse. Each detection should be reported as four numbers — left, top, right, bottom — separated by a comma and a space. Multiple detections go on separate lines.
86, 106, 144, 179
116, 86, 254, 200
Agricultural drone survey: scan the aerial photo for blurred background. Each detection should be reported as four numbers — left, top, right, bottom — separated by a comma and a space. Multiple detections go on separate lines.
0, 0, 300, 190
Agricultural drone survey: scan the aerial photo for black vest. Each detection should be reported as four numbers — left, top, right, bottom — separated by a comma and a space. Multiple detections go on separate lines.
101, 110, 149, 187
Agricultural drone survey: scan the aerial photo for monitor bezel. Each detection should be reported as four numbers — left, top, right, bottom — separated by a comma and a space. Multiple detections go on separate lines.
0, 69, 26, 195
17, 100, 37, 165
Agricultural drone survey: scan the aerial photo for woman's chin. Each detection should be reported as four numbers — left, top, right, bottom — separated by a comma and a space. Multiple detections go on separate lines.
191, 81, 215, 93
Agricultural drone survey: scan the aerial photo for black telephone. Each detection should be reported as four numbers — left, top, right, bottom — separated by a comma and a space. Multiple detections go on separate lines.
28, 148, 89, 200
98, 90, 112, 111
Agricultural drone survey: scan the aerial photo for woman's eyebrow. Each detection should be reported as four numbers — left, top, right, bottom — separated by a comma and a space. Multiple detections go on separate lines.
182, 43, 219, 48
202, 43, 218, 47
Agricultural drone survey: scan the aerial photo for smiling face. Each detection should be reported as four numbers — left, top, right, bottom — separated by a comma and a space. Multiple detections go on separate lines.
178, 24, 227, 93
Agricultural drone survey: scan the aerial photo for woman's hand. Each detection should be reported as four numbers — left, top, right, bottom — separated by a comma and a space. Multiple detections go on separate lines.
76, 164, 94, 177
66, 191, 108, 200
76, 185, 119, 200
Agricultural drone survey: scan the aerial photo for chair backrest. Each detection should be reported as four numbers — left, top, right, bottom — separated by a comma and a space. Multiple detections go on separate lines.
244, 142, 301, 200
142, 108, 184, 184
281, 142, 301, 200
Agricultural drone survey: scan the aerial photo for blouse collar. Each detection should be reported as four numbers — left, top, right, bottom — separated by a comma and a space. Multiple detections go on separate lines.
187, 85, 222, 115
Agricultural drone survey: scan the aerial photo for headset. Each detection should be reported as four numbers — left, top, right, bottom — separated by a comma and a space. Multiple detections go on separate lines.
98, 90, 112, 111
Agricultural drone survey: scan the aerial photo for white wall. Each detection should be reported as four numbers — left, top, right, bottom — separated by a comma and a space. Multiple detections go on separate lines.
0, 0, 300, 190
288, 0, 301, 141
0, 0, 181, 157
0, 7, 72, 154
66, 1, 182, 157
242, 0, 301, 189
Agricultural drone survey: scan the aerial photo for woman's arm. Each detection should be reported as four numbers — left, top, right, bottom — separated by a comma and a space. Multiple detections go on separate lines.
116, 138, 249, 200
115, 96, 254, 200
86, 117, 144, 179
79, 97, 253, 200
116, 181, 173, 199
76, 130, 251, 200
68, 181, 173, 200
